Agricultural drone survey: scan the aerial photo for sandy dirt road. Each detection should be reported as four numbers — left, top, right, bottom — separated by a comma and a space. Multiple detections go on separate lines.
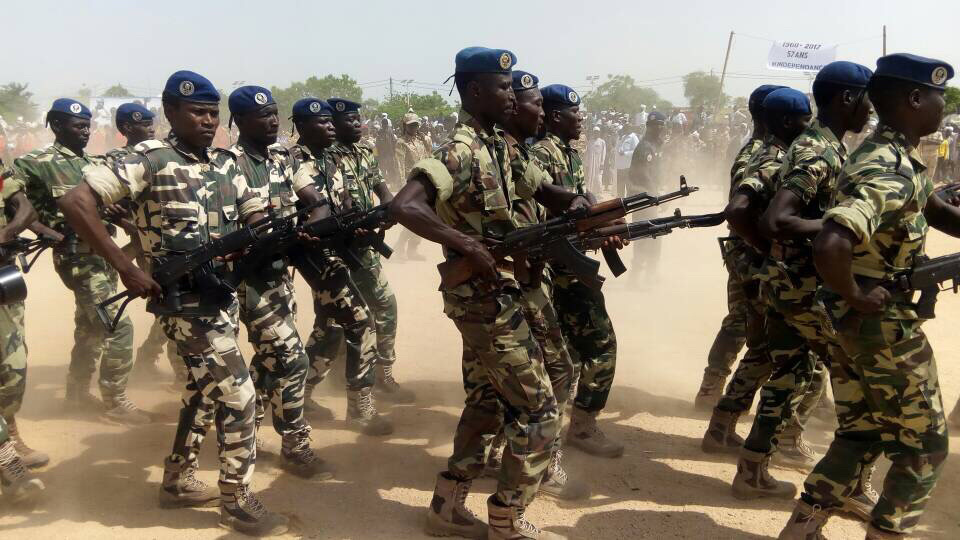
1, 188, 958, 539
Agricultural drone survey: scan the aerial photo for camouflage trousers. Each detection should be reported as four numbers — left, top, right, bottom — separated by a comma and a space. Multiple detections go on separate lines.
138, 317, 188, 379
53, 252, 134, 397
521, 275, 574, 414
0, 302, 27, 423
552, 274, 617, 413
802, 318, 947, 534
445, 286, 559, 508
161, 300, 257, 487
704, 266, 748, 379
238, 268, 309, 438
303, 253, 378, 391
715, 275, 772, 414
0, 416, 7, 445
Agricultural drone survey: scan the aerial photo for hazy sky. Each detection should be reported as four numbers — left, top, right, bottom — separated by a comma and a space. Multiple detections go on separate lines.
8, 0, 959, 109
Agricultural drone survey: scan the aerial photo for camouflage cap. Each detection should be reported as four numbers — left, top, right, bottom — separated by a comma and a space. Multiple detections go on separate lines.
402, 112, 420, 125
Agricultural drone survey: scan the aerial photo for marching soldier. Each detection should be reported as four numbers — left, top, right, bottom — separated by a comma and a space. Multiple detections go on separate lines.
394, 111, 431, 260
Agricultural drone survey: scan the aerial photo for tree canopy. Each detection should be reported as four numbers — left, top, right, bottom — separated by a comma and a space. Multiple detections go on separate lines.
582, 75, 673, 116
682, 71, 728, 110
0, 83, 37, 122
102, 84, 133, 97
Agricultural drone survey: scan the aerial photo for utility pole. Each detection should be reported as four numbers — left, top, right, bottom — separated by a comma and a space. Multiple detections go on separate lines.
389, 77, 394, 99
716, 31, 734, 115
882, 25, 887, 55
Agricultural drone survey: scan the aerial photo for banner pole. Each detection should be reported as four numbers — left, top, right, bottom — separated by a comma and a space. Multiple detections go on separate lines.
883, 25, 887, 55
716, 31, 734, 115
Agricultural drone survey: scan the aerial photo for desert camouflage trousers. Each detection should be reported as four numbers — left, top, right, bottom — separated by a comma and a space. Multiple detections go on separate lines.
137, 317, 188, 379
552, 274, 617, 413
444, 286, 559, 508
704, 266, 748, 379
0, 302, 27, 424
53, 251, 133, 397
803, 316, 947, 535
303, 253, 377, 391
161, 300, 256, 487
237, 267, 310, 438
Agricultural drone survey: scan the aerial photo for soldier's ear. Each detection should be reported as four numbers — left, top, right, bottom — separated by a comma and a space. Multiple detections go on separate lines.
907, 87, 923, 111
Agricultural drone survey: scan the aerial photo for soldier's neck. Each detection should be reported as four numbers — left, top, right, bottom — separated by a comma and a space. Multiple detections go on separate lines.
817, 113, 848, 142
305, 140, 330, 157
880, 116, 921, 148
237, 135, 268, 159
547, 129, 571, 146
56, 138, 85, 156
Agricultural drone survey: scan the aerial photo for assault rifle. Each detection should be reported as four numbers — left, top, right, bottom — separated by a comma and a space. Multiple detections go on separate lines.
436, 177, 698, 290
576, 209, 726, 253
885, 252, 960, 318
0, 235, 58, 272
298, 202, 393, 267
935, 182, 960, 202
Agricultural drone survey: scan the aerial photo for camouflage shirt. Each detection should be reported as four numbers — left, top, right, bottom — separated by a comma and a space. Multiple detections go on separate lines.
14, 142, 104, 230
290, 143, 349, 210
0, 165, 26, 230
504, 133, 550, 227
328, 140, 385, 211
730, 137, 763, 199
231, 141, 299, 219
530, 132, 585, 196
736, 135, 789, 206
395, 134, 431, 177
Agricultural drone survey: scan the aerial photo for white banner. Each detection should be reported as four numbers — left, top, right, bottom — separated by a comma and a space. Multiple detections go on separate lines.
767, 41, 837, 72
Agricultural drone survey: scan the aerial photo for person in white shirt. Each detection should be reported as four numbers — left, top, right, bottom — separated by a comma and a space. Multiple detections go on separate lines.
585, 126, 606, 194
614, 126, 639, 196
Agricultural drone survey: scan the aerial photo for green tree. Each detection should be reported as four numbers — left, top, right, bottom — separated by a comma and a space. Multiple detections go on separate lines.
682, 71, 727, 110
270, 74, 364, 130
370, 92, 455, 125
583, 75, 672, 116
75, 86, 93, 105
0, 83, 38, 122
102, 84, 133, 97
946, 85, 960, 115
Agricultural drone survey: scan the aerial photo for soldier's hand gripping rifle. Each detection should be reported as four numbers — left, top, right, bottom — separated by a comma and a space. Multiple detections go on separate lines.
572, 209, 726, 254
884, 252, 960, 319
292, 202, 394, 279
436, 176, 698, 290
0, 235, 59, 272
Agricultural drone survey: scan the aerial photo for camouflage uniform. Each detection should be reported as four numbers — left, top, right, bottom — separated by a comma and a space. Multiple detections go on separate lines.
0, 173, 29, 435
231, 141, 310, 439
394, 134, 432, 257
318, 141, 399, 372
414, 110, 557, 508
801, 126, 946, 534
14, 143, 134, 399
84, 135, 265, 488
289, 143, 378, 391
531, 132, 617, 413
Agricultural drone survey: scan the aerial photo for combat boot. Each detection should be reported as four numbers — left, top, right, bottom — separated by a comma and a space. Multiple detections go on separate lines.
773, 428, 817, 470
487, 495, 566, 540
158, 456, 220, 508
303, 384, 335, 422
567, 408, 623, 458
133, 347, 164, 380
538, 449, 590, 501
948, 403, 960, 428
347, 387, 394, 436
694, 372, 727, 411
375, 364, 416, 404
280, 429, 334, 480
0, 438, 44, 506
103, 391, 152, 425
701, 408, 744, 455
841, 463, 879, 522
732, 448, 797, 500
865, 524, 905, 539
65, 378, 102, 413
777, 500, 830, 540
423, 472, 487, 539
7, 418, 49, 469
220, 482, 289, 537
811, 393, 836, 423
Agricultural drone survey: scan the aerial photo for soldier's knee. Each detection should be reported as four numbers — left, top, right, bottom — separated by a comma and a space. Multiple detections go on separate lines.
506, 407, 559, 455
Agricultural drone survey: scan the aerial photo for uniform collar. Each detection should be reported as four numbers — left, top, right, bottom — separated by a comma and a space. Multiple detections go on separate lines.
167, 134, 214, 163
764, 134, 788, 151
810, 118, 847, 159
544, 131, 572, 152
232, 139, 267, 163
875, 125, 927, 172
52, 141, 85, 158
458, 109, 502, 144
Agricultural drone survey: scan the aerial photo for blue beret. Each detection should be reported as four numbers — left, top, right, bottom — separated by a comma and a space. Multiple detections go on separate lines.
115, 103, 154, 125
454, 47, 517, 74
749, 85, 786, 109
874, 53, 954, 89
163, 70, 220, 103
541, 84, 582, 108
328, 98, 361, 115
512, 71, 539, 92
647, 111, 667, 123
762, 88, 812, 115
291, 98, 333, 118
228, 86, 275, 115
815, 61, 873, 88
48, 98, 91, 120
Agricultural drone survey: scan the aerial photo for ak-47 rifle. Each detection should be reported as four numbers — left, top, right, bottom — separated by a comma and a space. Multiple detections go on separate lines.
935, 182, 960, 202
436, 176, 698, 290
885, 252, 960, 319
0, 235, 58, 272
294, 201, 393, 267
574, 209, 726, 254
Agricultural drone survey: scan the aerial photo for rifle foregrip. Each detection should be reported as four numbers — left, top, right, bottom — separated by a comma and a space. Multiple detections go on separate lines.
602, 246, 627, 277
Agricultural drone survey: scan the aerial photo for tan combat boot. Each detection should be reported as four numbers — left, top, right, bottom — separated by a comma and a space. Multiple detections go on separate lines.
694, 372, 728, 411
219, 482, 289, 537
865, 524, 905, 539
375, 364, 416, 404
841, 463, 879, 522
158, 456, 220, 509
567, 408, 623, 458
103, 391, 152, 425
423, 472, 487, 538
773, 427, 817, 470
7, 418, 49, 468
538, 449, 590, 501
65, 378, 102, 413
303, 384, 335, 422
487, 495, 566, 540
280, 429, 334, 480
0, 438, 44, 506
701, 408, 744, 455
732, 448, 797, 500
347, 387, 394, 436
777, 500, 830, 540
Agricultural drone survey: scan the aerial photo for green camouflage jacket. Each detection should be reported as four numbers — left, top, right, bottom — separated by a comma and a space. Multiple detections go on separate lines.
818, 125, 933, 321
230, 141, 299, 219
505, 133, 549, 227
530, 132, 585, 195
729, 137, 763, 198
395, 135, 431, 177
14, 142, 104, 230
328, 140, 385, 211
736, 135, 788, 205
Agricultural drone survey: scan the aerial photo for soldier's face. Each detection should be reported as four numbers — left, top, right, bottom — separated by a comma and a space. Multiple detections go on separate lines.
166, 101, 219, 148
237, 104, 280, 146
917, 87, 946, 137
850, 92, 873, 134
512, 90, 544, 139
123, 119, 155, 145
334, 112, 363, 144
781, 113, 811, 143
404, 124, 419, 137
477, 72, 516, 125
56, 117, 90, 149
554, 105, 583, 141
297, 115, 336, 148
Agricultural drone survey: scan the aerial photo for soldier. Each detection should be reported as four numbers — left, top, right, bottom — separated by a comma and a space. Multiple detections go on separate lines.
391, 47, 588, 540
627, 110, 668, 280
737, 64, 878, 511
779, 53, 956, 540
13, 98, 148, 424
314, 97, 414, 403
289, 98, 393, 435
226, 86, 329, 478
693, 85, 782, 411
394, 111, 431, 261
59, 71, 288, 536
531, 84, 623, 459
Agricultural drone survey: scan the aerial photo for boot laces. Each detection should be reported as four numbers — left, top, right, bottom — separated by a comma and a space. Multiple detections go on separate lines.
794, 434, 814, 458
357, 389, 376, 418
548, 450, 568, 485
800, 504, 825, 531
379, 365, 400, 390
111, 392, 141, 413
0, 442, 26, 482
183, 465, 208, 492
515, 509, 542, 535
288, 432, 319, 465
861, 464, 879, 500
237, 484, 266, 519
454, 480, 480, 519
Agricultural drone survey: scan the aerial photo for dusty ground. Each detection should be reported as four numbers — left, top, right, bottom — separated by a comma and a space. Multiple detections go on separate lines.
1, 187, 958, 539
